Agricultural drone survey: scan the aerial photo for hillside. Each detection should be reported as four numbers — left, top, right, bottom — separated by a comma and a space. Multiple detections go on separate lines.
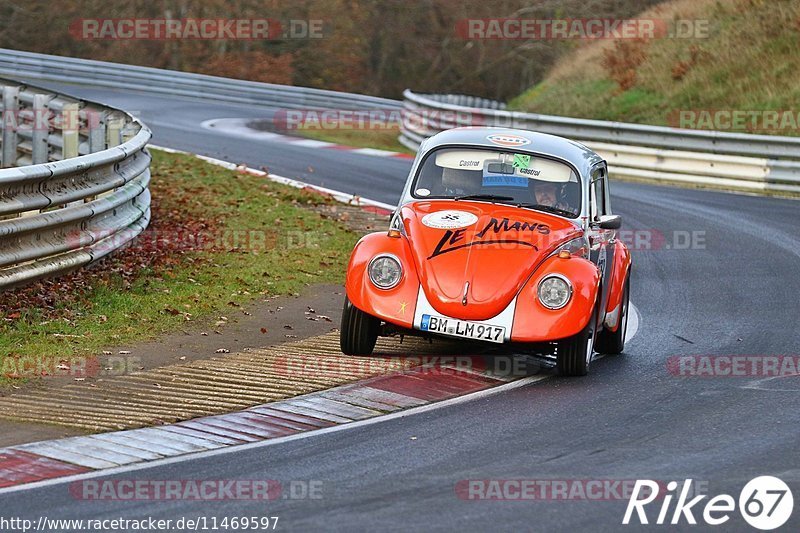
0, 0, 662, 101
510, 0, 800, 135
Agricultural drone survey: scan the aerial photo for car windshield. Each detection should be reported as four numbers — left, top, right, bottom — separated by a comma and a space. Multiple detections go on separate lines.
411, 147, 582, 218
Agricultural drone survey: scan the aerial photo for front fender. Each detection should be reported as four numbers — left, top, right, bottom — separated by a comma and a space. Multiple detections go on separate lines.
344, 232, 420, 328
511, 255, 601, 342
604, 240, 632, 332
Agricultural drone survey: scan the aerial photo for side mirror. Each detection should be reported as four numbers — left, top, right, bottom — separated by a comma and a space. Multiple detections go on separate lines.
596, 214, 622, 230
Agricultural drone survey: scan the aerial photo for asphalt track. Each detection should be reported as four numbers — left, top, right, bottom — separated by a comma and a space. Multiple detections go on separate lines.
1, 82, 798, 531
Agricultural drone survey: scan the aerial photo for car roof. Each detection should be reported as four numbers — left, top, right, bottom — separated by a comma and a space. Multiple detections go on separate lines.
419, 127, 604, 178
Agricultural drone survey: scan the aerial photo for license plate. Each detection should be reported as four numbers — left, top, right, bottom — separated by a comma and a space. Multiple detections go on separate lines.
419, 314, 505, 343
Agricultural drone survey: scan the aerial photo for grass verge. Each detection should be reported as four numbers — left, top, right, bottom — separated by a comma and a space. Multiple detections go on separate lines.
296, 126, 413, 154
0, 149, 358, 386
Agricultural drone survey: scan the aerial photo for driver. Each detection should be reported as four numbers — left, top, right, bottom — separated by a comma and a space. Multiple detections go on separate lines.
532, 181, 572, 212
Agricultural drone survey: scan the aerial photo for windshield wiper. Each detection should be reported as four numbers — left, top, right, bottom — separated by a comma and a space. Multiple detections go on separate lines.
516, 203, 575, 218
454, 194, 515, 202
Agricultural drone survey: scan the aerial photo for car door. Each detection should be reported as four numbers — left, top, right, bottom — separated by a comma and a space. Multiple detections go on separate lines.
588, 163, 615, 323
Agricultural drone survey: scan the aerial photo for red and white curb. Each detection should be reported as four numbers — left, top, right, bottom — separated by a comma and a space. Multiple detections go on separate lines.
0, 317, 640, 492
200, 118, 414, 161
0, 363, 525, 490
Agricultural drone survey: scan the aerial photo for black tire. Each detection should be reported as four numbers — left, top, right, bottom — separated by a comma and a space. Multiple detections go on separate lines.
340, 296, 380, 355
595, 276, 630, 355
556, 305, 597, 377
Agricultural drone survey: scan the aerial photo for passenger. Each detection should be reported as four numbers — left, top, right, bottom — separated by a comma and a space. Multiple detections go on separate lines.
440, 167, 482, 196
532, 181, 572, 212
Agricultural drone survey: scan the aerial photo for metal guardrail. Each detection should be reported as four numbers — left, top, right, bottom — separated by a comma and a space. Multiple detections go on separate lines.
0, 48, 401, 111
1, 47, 794, 289
0, 77, 151, 289
401, 91, 800, 195
0, 48, 405, 290
413, 93, 507, 111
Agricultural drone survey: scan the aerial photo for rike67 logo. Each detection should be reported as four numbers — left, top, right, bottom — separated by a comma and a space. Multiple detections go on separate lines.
624, 477, 794, 530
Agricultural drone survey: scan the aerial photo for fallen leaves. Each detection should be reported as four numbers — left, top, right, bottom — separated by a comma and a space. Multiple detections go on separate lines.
304, 306, 332, 322
0, 170, 222, 324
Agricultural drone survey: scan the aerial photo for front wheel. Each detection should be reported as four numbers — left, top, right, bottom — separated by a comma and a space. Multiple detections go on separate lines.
340, 296, 379, 355
556, 308, 597, 377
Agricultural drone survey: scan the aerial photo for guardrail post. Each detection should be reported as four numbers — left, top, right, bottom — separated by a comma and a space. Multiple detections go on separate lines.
121, 123, 138, 143
62, 102, 81, 206
107, 114, 123, 148
31, 94, 50, 164
89, 109, 107, 153
62, 102, 79, 160
1, 86, 20, 167
99, 113, 125, 199
86, 107, 109, 202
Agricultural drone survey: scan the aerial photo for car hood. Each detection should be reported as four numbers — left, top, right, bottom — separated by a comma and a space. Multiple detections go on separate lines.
402, 201, 582, 321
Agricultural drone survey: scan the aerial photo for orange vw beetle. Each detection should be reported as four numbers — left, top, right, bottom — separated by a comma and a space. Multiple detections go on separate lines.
341, 128, 631, 376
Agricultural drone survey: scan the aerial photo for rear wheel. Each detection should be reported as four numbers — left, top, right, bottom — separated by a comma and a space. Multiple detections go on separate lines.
340, 296, 379, 355
556, 305, 597, 377
595, 276, 630, 355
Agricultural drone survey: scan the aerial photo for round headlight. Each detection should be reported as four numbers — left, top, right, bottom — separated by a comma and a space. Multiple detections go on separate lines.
368, 254, 402, 289
538, 275, 572, 310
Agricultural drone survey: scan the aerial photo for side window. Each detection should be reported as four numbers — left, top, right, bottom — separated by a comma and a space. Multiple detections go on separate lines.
590, 166, 607, 220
